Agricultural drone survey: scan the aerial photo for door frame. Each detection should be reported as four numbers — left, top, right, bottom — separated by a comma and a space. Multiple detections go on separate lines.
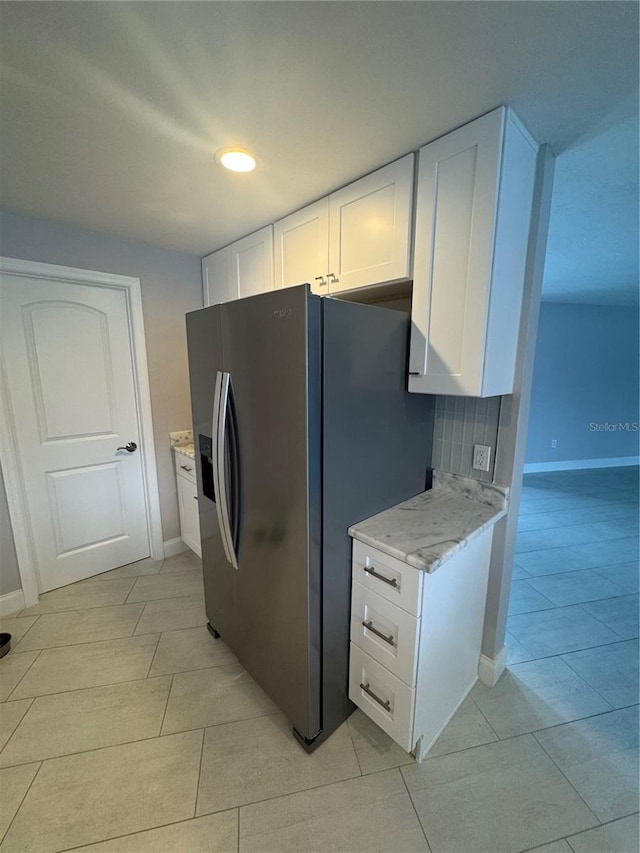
0, 256, 164, 607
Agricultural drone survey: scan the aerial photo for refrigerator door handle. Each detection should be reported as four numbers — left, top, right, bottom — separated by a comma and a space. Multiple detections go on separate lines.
213, 371, 239, 570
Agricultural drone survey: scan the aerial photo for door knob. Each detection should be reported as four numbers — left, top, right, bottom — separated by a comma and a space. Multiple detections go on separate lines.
117, 442, 137, 453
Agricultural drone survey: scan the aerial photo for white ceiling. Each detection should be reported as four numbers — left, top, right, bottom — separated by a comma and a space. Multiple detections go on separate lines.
0, 2, 637, 305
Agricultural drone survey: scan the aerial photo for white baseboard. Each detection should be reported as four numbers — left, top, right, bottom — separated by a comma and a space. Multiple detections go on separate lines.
524, 456, 640, 473
478, 646, 507, 687
0, 589, 26, 617
163, 537, 189, 558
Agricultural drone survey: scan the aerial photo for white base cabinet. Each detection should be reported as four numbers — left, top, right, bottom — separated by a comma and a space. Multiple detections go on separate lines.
174, 451, 201, 557
274, 155, 414, 295
349, 529, 493, 760
409, 107, 538, 397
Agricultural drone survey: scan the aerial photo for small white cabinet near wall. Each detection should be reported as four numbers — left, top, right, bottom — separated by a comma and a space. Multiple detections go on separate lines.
202, 225, 274, 307
174, 451, 201, 557
408, 107, 538, 397
274, 155, 414, 295
349, 530, 493, 760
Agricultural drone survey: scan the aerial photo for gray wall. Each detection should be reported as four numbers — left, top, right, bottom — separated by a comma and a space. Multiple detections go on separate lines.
526, 302, 640, 464
0, 209, 203, 595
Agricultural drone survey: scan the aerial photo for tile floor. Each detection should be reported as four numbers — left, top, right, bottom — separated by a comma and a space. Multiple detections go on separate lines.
0, 467, 637, 852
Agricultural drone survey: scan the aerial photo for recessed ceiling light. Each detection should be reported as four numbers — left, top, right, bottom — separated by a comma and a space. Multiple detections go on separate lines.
215, 147, 258, 173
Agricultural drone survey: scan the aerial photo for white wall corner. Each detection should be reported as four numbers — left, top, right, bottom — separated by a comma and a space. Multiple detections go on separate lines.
478, 645, 508, 687
0, 589, 26, 617
163, 537, 189, 558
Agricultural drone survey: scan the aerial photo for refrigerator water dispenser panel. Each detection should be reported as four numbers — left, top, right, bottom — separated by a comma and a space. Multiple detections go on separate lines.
199, 434, 215, 503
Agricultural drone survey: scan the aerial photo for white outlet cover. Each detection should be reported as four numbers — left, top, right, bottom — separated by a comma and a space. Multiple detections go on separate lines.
473, 444, 492, 472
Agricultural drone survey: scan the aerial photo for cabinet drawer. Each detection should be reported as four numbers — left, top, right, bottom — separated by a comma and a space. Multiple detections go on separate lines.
351, 582, 420, 687
349, 644, 415, 753
352, 540, 422, 616
174, 452, 196, 485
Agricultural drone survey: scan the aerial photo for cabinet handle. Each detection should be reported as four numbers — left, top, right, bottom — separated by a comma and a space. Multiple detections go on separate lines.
360, 682, 392, 712
328, 272, 339, 284
180, 465, 193, 472
314, 276, 328, 286
362, 620, 395, 647
363, 565, 398, 588
193, 496, 198, 500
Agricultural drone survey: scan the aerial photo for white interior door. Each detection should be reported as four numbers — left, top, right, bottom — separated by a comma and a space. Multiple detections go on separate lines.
0, 270, 150, 592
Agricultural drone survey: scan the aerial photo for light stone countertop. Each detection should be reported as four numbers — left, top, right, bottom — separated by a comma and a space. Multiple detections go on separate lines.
348, 470, 508, 574
170, 430, 195, 460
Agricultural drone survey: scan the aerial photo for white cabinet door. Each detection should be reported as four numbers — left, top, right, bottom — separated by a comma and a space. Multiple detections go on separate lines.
230, 225, 274, 299
202, 246, 235, 307
409, 108, 537, 397
329, 154, 414, 293
176, 473, 201, 557
273, 199, 330, 295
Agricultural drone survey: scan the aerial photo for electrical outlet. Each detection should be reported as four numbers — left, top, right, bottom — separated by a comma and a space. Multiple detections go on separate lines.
551, 439, 557, 448
472, 444, 491, 472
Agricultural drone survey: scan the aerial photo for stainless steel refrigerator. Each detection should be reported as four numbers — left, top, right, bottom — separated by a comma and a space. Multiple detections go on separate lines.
186, 284, 433, 750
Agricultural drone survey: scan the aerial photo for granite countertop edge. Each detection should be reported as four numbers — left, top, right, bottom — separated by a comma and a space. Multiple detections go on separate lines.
348, 470, 509, 574
170, 430, 195, 460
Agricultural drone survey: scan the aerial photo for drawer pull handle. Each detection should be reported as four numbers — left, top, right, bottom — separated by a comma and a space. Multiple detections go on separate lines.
360, 682, 392, 712
362, 620, 395, 647
363, 566, 398, 588
180, 465, 193, 472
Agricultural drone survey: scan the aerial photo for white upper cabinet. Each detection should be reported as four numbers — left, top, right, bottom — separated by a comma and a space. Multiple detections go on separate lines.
274, 155, 414, 296
202, 246, 233, 306
232, 225, 274, 299
202, 225, 274, 307
274, 199, 330, 295
408, 108, 538, 398
329, 154, 414, 294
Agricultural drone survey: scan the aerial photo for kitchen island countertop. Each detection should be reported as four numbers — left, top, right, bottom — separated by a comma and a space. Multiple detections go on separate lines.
348, 470, 508, 574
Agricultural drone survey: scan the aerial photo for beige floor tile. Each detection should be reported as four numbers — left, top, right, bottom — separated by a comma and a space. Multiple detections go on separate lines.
88, 558, 164, 581
347, 710, 415, 774
0, 677, 171, 767
160, 551, 202, 574
402, 734, 599, 853
470, 657, 612, 738
0, 699, 32, 751
21, 578, 136, 615
0, 652, 40, 702
0, 762, 40, 841
426, 693, 498, 759
161, 664, 277, 734
14, 603, 144, 652
239, 769, 428, 853
127, 571, 204, 602
1, 730, 203, 853
196, 713, 361, 814
149, 626, 237, 677
134, 596, 207, 635
69, 811, 238, 852
534, 706, 639, 822
0, 617, 38, 644
10, 634, 158, 699
567, 814, 639, 853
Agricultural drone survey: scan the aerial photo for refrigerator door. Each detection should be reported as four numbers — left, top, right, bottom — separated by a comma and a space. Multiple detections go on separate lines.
186, 306, 236, 638
219, 285, 322, 739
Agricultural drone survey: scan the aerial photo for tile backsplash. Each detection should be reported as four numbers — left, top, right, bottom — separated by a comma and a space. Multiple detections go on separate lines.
431, 395, 502, 483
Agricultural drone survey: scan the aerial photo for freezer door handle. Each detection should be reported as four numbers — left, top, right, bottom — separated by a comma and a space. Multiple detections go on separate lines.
212, 371, 238, 570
